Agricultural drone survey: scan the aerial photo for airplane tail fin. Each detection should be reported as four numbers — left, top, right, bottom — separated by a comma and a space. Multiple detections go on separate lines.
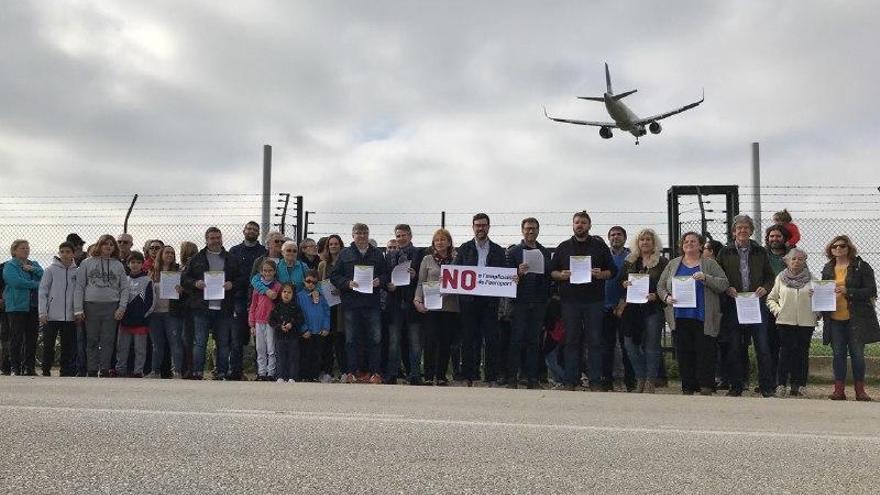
605, 62, 612, 94
612, 89, 638, 101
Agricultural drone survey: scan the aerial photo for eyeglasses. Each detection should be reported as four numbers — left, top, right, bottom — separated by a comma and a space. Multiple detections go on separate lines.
149, 246, 162, 250
304, 279, 317, 284
273, 239, 284, 244
284, 249, 297, 253
831, 244, 849, 249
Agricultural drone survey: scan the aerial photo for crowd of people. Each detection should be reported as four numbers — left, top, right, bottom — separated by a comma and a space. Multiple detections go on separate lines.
1, 209, 877, 401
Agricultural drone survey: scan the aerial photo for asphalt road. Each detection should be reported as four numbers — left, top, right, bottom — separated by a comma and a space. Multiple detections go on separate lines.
1, 377, 879, 494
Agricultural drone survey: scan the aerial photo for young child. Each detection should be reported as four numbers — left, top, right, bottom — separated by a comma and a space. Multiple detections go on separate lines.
269, 283, 305, 383
116, 251, 154, 378
298, 270, 331, 382
773, 209, 800, 248
249, 259, 281, 380
37, 242, 78, 376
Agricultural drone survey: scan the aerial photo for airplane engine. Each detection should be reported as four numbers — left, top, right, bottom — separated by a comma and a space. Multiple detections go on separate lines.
599, 126, 613, 139
649, 121, 662, 134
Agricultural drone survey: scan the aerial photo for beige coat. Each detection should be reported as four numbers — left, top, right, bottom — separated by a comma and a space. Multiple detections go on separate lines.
657, 257, 729, 337
765, 273, 818, 327
414, 253, 459, 313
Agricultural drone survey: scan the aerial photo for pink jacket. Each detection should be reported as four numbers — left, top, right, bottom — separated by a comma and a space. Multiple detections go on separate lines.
248, 280, 281, 326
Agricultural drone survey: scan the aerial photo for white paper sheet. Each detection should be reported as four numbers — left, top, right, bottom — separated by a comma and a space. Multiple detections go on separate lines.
159, 271, 181, 300
569, 256, 592, 284
671, 276, 697, 308
391, 260, 412, 287
423, 281, 442, 310
320, 280, 341, 307
522, 249, 545, 275
735, 292, 762, 324
625, 273, 649, 304
204, 271, 226, 301
811, 280, 837, 312
353, 265, 374, 294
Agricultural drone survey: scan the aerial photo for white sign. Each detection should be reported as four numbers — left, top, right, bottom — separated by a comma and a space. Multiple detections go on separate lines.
625, 273, 649, 304
422, 281, 443, 310
439, 265, 517, 298
570, 256, 592, 284
671, 276, 697, 308
204, 271, 226, 301
320, 280, 341, 307
811, 280, 837, 312
735, 292, 763, 324
353, 265, 374, 294
522, 249, 545, 275
391, 260, 412, 287
159, 271, 181, 300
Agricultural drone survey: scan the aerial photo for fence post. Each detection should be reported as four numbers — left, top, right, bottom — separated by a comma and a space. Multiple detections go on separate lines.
441, 211, 446, 229
123, 194, 139, 233
262, 145, 272, 242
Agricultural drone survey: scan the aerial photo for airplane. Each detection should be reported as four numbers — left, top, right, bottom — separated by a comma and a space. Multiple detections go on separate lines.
544, 63, 704, 145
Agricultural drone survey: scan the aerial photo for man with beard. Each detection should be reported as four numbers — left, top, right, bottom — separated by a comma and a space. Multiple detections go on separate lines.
765, 224, 791, 391
550, 211, 617, 391
228, 221, 267, 380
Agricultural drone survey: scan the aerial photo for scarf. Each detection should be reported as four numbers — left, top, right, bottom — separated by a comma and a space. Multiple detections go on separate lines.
781, 267, 812, 289
433, 250, 453, 265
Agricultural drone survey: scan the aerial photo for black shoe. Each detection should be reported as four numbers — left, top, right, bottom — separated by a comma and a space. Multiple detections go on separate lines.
435, 379, 449, 386
24, 369, 37, 376
466, 380, 474, 387
789, 386, 802, 397
526, 382, 539, 390
699, 387, 714, 396
753, 386, 761, 394
41, 369, 52, 377
761, 390, 776, 398
506, 382, 518, 389
726, 389, 743, 397
565, 384, 577, 392
600, 382, 614, 392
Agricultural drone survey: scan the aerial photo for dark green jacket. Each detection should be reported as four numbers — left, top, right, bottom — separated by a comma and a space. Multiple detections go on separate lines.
717, 240, 776, 294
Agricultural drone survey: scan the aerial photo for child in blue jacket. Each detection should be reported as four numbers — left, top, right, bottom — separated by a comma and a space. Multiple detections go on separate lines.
297, 270, 330, 381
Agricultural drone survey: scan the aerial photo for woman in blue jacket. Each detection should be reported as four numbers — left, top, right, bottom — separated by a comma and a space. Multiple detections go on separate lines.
2, 239, 44, 376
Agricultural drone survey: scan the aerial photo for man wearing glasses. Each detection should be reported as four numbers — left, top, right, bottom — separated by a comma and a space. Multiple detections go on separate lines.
229, 221, 267, 381
717, 215, 777, 397
116, 234, 134, 275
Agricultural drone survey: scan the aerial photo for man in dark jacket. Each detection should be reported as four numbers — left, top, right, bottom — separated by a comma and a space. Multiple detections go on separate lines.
453, 213, 507, 386
330, 223, 389, 384
384, 224, 425, 384
181, 227, 244, 380
549, 211, 617, 391
507, 217, 551, 389
717, 215, 777, 397
227, 221, 267, 380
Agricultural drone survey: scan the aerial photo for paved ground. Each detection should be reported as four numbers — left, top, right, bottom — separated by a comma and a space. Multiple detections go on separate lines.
1, 377, 879, 494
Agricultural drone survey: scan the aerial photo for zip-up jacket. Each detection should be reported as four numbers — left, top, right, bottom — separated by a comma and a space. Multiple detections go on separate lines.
298, 288, 331, 334
39, 257, 77, 321
386, 243, 425, 312
121, 272, 154, 327
330, 243, 389, 309
2, 258, 43, 313
248, 279, 281, 326
269, 298, 306, 341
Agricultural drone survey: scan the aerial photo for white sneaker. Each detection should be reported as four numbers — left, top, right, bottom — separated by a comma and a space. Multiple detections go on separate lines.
319, 373, 332, 384
287, 379, 295, 384
276, 378, 284, 383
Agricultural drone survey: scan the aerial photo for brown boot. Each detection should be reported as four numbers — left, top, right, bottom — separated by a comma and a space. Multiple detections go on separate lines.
854, 381, 873, 402
829, 380, 847, 400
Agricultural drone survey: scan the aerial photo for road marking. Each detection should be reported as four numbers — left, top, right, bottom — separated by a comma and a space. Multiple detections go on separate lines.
1, 404, 879, 443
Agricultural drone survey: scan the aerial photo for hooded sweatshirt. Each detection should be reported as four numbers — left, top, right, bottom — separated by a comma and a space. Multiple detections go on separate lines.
74, 256, 130, 314
38, 257, 78, 321
121, 271, 154, 329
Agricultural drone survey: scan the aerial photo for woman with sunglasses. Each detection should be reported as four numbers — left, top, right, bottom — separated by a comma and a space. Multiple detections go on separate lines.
821, 235, 880, 401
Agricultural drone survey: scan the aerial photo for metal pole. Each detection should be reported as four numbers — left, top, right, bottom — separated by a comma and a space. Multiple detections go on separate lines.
262, 145, 272, 242
752, 142, 762, 241
441, 211, 446, 229
123, 194, 139, 233
295, 195, 304, 245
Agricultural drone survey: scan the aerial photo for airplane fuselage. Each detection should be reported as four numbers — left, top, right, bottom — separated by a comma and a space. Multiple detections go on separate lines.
604, 93, 644, 137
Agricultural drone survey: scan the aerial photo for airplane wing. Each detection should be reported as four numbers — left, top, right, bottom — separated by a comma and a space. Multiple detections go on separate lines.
543, 107, 616, 128
633, 90, 704, 125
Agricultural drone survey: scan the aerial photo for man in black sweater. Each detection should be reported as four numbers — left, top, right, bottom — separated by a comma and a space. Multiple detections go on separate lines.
453, 213, 507, 386
549, 211, 617, 391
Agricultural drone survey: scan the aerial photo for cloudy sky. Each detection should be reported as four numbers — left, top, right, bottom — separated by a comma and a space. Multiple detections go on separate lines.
1, 1, 878, 247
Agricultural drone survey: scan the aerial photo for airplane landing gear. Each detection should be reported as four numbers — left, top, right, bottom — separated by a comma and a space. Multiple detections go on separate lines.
635, 137, 640, 145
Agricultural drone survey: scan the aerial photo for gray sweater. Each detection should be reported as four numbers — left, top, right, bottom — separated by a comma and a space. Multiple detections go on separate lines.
657, 256, 729, 337
74, 256, 130, 314
38, 257, 78, 321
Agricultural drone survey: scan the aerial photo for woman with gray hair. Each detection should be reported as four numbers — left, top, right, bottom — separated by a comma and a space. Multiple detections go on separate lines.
765, 248, 816, 396
617, 228, 668, 393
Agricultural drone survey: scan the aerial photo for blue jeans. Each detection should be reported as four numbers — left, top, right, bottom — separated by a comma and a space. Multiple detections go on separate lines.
561, 301, 604, 387
829, 319, 866, 382
624, 310, 663, 380
193, 310, 233, 378
149, 312, 183, 374
344, 307, 381, 374
386, 307, 422, 381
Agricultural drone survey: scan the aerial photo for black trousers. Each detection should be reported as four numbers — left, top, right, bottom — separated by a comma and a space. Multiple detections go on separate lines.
675, 318, 717, 392
601, 308, 636, 389
7, 310, 38, 374
509, 302, 547, 384
42, 321, 77, 376
0, 312, 10, 374
423, 311, 460, 382
321, 309, 346, 376
299, 333, 325, 381
460, 299, 500, 382
777, 325, 812, 388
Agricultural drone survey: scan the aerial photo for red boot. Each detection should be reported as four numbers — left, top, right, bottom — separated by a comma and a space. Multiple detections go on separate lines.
854, 381, 873, 402
829, 381, 847, 400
